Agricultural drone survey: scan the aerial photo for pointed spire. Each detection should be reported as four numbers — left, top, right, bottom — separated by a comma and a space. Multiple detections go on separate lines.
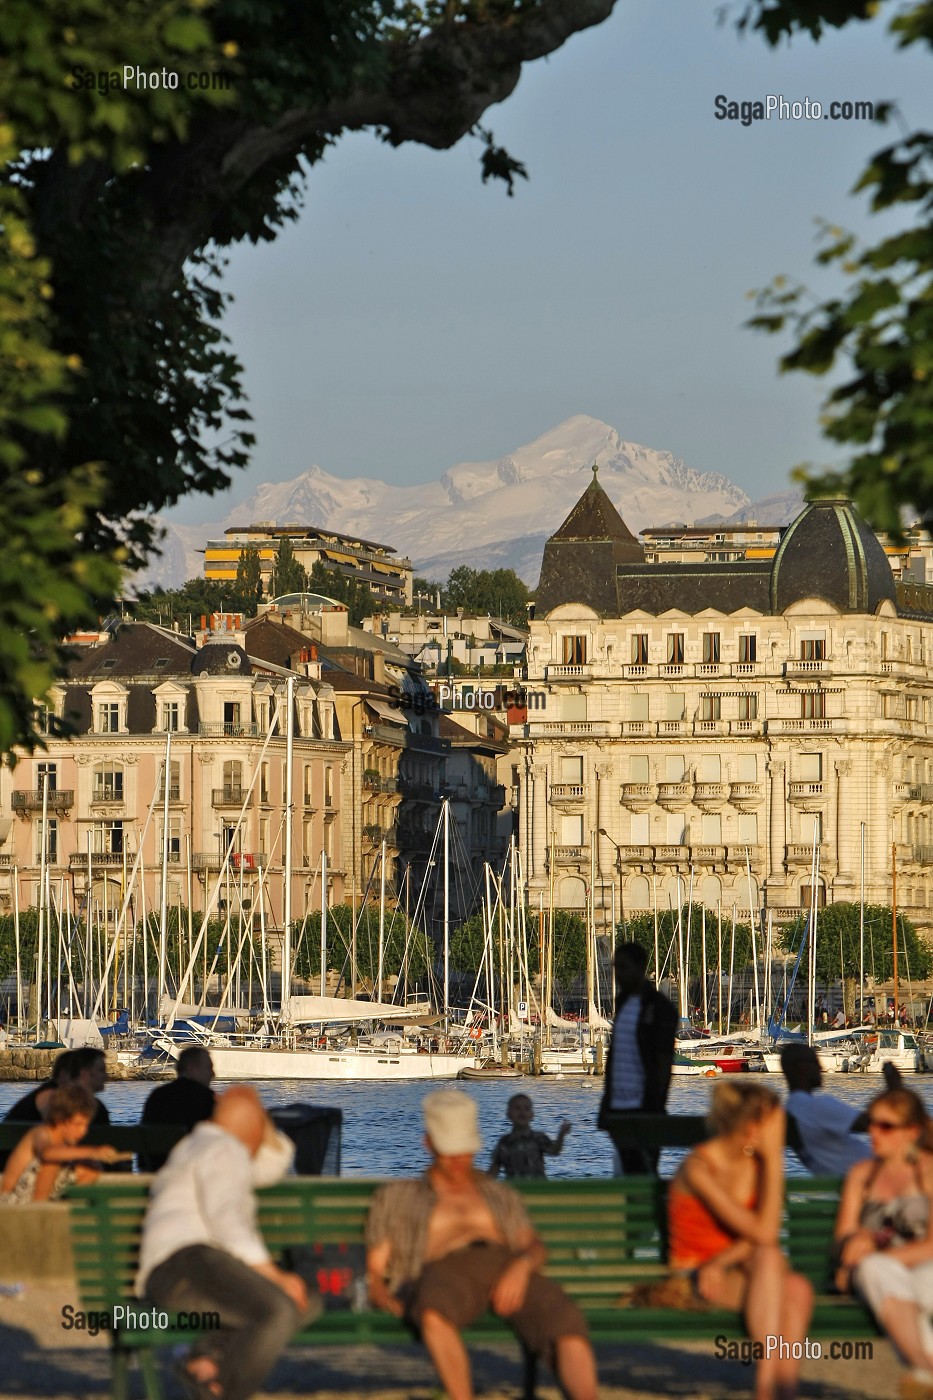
590, 462, 599, 488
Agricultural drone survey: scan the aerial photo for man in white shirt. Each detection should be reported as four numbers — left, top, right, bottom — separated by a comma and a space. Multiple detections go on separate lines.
780, 1044, 872, 1175
137, 1085, 312, 1400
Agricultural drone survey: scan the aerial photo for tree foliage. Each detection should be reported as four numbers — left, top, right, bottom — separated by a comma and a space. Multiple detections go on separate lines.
269, 538, 309, 597
1, 0, 618, 755
129, 576, 256, 624
743, 0, 933, 531
450, 906, 587, 990
291, 902, 433, 986
234, 547, 264, 612
622, 906, 759, 981
776, 902, 933, 984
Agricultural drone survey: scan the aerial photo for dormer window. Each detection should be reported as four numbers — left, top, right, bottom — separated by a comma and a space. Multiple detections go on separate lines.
98, 702, 120, 733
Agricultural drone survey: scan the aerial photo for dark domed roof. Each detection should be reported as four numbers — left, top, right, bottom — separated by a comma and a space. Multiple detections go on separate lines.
770, 500, 895, 614
191, 641, 252, 676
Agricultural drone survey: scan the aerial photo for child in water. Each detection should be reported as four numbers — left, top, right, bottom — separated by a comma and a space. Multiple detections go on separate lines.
487, 1093, 571, 1179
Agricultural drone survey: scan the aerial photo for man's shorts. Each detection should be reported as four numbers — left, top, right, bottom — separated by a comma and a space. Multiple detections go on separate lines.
403, 1241, 588, 1356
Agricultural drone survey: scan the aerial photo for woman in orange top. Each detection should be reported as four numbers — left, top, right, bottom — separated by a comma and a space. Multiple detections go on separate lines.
668, 1080, 813, 1400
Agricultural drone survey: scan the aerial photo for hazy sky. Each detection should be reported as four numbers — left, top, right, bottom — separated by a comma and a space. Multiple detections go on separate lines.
170, 1, 932, 525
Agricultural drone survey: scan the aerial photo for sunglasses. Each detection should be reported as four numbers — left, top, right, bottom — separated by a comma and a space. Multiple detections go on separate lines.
868, 1118, 906, 1132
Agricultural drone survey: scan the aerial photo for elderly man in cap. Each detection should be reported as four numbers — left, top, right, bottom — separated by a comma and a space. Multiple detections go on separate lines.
365, 1088, 598, 1400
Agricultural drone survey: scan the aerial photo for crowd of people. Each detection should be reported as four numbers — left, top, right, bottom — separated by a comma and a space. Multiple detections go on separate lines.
4, 951, 933, 1400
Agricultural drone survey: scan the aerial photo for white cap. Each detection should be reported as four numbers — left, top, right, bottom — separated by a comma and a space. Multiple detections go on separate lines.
423, 1088, 482, 1155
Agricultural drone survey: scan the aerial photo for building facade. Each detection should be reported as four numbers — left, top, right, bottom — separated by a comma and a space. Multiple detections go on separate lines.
204, 523, 414, 606
520, 474, 933, 938
0, 620, 348, 932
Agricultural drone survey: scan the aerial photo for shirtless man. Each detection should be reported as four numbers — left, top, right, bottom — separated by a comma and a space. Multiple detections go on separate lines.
365, 1088, 598, 1400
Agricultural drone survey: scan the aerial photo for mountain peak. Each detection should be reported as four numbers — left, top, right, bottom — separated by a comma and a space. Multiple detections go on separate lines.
152, 416, 752, 588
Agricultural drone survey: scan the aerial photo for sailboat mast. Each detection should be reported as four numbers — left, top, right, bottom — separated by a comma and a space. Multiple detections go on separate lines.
892, 839, 899, 1016
35, 771, 49, 1043
282, 675, 295, 1024
378, 838, 386, 1001
320, 850, 327, 996
859, 822, 866, 1025
443, 798, 450, 1020
157, 731, 172, 1012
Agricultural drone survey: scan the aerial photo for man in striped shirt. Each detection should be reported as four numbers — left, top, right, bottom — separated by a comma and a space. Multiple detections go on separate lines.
365, 1089, 597, 1400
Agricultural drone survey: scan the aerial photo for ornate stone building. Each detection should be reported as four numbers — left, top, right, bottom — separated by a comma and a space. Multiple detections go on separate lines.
520, 471, 933, 937
0, 619, 348, 925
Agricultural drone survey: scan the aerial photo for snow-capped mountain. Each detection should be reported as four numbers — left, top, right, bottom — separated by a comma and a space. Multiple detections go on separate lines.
145, 416, 752, 588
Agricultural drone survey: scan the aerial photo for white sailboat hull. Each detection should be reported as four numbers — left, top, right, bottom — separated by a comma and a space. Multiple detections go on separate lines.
193, 1043, 473, 1081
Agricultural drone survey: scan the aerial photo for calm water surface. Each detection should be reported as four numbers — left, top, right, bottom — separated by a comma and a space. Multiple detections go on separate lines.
4, 1070, 932, 1178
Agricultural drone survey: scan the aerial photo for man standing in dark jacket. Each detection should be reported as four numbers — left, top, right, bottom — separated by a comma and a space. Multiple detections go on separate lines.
598, 941, 677, 1175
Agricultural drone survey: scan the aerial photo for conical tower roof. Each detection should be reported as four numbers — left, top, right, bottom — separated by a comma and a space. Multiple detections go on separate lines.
534, 465, 644, 614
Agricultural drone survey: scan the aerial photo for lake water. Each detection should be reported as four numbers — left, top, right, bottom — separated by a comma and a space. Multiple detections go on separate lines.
5, 1070, 933, 1178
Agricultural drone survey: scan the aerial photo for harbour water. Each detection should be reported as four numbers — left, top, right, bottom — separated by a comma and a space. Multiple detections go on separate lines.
5, 1071, 933, 1178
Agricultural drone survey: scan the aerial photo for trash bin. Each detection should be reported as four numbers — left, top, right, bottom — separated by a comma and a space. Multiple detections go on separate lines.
270, 1104, 342, 1176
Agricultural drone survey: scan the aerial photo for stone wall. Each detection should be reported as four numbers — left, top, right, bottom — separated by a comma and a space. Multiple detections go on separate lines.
0, 1049, 132, 1082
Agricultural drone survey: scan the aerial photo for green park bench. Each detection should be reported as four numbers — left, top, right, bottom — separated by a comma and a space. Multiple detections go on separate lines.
64, 1169, 879, 1400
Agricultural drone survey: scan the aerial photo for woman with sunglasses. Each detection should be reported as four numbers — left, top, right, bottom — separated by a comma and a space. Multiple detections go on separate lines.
668, 1081, 814, 1400
834, 1087, 933, 1398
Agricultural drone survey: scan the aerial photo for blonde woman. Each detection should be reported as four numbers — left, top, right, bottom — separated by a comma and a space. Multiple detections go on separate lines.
834, 1087, 933, 1399
668, 1080, 813, 1400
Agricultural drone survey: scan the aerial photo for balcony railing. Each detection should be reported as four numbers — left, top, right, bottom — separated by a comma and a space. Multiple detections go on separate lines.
157, 785, 182, 802
551, 846, 589, 863
693, 783, 727, 806
11, 789, 74, 812
894, 781, 921, 803
530, 722, 614, 737
624, 664, 649, 678
212, 788, 251, 807
621, 720, 653, 735
732, 662, 761, 676
729, 719, 762, 735
657, 720, 687, 735
362, 824, 399, 847
729, 782, 763, 804
654, 845, 689, 862
785, 844, 824, 864
693, 844, 727, 863
90, 786, 124, 805
785, 659, 827, 674
657, 782, 692, 808
399, 780, 438, 802
767, 718, 843, 734
69, 851, 128, 867
788, 781, 824, 801
619, 845, 654, 863
545, 663, 592, 681
198, 722, 261, 738
620, 783, 656, 807
694, 720, 724, 735
550, 783, 585, 801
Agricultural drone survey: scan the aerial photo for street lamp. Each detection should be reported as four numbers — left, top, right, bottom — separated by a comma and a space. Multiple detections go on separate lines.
598, 829, 626, 936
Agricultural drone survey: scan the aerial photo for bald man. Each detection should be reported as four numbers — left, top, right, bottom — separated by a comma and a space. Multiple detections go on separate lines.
137, 1086, 314, 1400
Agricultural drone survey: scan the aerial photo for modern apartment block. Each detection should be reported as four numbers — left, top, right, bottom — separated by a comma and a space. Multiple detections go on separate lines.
203, 523, 414, 605
519, 469, 933, 936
